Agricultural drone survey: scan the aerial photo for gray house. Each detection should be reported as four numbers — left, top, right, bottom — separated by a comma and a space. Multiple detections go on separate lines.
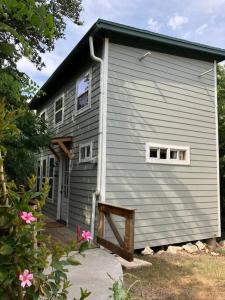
30, 19, 225, 249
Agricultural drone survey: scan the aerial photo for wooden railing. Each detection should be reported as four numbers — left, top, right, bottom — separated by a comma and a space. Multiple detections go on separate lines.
97, 202, 135, 262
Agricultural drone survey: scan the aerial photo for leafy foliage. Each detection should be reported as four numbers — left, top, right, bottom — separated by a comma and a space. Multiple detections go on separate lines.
218, 65, 225, 226
0, 0, 82, 183
0, 99, 91, 300
108, 273, 142, 300
0, 176, 91, 300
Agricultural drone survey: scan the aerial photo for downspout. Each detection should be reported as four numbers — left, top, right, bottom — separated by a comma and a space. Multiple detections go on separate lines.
89, 36, 105, 237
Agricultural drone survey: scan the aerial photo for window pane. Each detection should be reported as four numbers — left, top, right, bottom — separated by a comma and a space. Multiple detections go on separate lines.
179, 151, 186, 160
160, 148, 167, 159
150, 148, 158, 158
42, 159, 47, 177
48, 178, 53, 199
55, 110, 62, 124
55, 98, 63, 111
170, 150, 178, 159
77, 92, 88, 110
81, 147, 86, 159
37, 161, 40, 176
40, 112, 46, 121
77, 74, 90, 97
86, 145, 90, 158
49, 158, 54, 177
36, 178, 40, 192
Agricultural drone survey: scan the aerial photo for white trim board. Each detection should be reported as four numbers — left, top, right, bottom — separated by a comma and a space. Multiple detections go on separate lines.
214, 60, 221, 237
101, 38, 109, 202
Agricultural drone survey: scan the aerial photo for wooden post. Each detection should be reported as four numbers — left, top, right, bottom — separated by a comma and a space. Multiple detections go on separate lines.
97, 202, 135, 261
124, 213, 134, 253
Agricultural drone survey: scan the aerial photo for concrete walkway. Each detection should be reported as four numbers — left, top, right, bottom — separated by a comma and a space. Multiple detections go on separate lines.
44, 217, 123, 299
67, 249, 123, 300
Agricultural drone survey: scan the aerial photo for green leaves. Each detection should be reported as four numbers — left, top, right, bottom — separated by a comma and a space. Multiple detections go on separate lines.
79, 241, 89, 255
67, 256, 81, 266
0, 243, 13, 255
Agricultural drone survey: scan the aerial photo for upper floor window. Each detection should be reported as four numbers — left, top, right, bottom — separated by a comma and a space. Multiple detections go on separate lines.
145, 143, 190, 165
40, 110, 47, 121
75, 72, 91, 114
79, 141, 93, 163
54, 95, 64, 126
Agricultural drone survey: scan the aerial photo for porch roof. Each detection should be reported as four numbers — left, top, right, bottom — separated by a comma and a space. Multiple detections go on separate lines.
49, 136, 73, 160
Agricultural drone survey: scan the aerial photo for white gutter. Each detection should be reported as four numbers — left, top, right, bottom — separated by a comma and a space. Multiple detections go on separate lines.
89, 36, 108, 237
89, 36, 103, 196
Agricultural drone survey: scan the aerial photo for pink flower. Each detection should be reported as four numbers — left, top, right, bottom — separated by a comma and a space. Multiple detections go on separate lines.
19, 269, 33, 288
81, 230, 92, 241
20, 211, 37, 224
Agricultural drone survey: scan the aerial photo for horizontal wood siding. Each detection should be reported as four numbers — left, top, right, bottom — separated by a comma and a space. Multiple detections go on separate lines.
105, 43, 219, 249
38, 61, 100, 231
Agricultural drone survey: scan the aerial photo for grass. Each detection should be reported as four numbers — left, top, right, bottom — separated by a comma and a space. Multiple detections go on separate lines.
124, 252, 225, 300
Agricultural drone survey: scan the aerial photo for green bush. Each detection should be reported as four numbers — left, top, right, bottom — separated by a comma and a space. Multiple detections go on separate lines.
0, 176, 91, 299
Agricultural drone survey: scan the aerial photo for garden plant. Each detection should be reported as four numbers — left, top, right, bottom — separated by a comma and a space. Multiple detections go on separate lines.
0, 101, 91, 300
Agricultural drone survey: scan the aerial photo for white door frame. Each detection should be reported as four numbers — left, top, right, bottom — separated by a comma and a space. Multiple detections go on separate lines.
56, 155, 70, 225
56, 155, 63, 221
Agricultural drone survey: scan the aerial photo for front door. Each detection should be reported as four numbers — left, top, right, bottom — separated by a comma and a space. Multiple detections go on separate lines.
60, 157, 69, 223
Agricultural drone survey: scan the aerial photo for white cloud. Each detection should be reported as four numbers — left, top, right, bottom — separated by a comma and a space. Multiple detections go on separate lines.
190, 0, 225, 13
195, 24, 208, 35
182, 31, 192, 40
17, 52, 65, 86
147, 18, 162, 32
168, 15, 189, 30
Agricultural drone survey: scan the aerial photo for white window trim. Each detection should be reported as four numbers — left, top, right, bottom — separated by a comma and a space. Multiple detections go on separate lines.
37, 156, 55, 203
79, 141, 93, 163
47, 155, 55, 203
145, 143, 190, 165
75, 70, 92, 116
54, 94, 64, 127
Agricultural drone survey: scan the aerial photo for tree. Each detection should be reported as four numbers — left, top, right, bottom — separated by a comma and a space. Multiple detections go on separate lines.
0, 0, 82, 183
217, 64, 225, 225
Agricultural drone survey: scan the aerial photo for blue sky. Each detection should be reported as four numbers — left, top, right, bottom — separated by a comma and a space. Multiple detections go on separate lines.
18, 0, 225, 87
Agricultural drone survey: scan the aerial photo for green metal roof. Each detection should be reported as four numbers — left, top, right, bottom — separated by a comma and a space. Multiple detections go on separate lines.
30, 19, 225, 109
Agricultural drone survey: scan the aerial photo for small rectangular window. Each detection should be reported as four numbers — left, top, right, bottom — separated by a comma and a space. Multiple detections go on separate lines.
79, 142, 93, 163
54, 96, 64, 126
160, 148, 167, 159
170, 150, 178, 159
40, 111, 46, 121
145, 143, 190, 165
75, 72, 91, 114
150, 148, 158, 158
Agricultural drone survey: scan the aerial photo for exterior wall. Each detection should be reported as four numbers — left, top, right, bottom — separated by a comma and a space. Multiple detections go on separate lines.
105, 42, 219, 249
37, 61, 100, 231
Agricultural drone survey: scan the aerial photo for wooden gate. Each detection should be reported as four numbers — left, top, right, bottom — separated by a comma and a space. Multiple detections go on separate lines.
97, 202, 135, 262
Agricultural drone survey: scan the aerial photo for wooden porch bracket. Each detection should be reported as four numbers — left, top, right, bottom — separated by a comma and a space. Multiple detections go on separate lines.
51, 136, 73, 159
97, 202, 135, 262
48, 145, 60, 160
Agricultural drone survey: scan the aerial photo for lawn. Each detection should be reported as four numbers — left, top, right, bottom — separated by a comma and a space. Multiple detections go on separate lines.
125, 252, 225, 300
